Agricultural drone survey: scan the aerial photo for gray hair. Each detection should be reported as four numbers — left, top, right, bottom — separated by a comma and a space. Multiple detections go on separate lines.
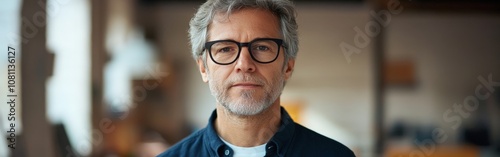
188, 0, 299, 62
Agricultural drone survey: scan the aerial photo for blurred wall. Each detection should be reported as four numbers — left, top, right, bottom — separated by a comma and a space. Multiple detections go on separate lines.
385, 12, 500, 143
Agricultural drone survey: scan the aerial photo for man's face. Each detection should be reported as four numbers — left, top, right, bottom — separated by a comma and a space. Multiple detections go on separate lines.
198, 8, 295, 116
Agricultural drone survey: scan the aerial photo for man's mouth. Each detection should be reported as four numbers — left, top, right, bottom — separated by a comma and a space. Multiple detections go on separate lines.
231, 82, 263, 89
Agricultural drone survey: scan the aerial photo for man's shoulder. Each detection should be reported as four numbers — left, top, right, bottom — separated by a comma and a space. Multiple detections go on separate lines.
291, 123, 355, 156
156, 128, 206, 157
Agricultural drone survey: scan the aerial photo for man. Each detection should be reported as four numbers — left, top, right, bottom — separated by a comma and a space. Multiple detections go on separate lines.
158, 0, 355, 156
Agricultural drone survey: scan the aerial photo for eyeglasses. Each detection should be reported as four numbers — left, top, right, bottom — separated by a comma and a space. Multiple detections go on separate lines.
204, 38, 284, 65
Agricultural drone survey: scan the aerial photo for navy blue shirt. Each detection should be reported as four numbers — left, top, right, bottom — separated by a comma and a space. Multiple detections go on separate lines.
158, 107, 355, 157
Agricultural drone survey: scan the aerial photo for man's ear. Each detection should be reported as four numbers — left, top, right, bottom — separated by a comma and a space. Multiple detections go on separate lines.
284, 58, 295, 81
197, 59, 209, 83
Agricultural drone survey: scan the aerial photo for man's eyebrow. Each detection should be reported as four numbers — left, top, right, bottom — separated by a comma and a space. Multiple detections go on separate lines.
210, 37, 280, 42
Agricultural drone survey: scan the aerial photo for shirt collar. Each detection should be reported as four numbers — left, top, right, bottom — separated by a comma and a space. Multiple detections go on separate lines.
268, 107, 295, 156
204, 106, 296, 156
204, 110, 226, 156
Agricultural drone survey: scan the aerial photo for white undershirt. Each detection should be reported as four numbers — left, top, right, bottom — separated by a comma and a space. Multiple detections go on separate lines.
219, 136, 267, 157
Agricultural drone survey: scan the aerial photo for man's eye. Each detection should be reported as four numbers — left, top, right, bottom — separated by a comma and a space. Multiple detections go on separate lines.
255, 46, 270, 51
218, 47, 233, 53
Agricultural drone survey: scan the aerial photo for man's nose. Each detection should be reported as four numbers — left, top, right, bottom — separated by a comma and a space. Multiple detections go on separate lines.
234, 47, 256, 73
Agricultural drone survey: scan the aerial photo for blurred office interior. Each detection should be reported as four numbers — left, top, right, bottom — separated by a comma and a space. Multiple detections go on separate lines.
0, 0, 500, 156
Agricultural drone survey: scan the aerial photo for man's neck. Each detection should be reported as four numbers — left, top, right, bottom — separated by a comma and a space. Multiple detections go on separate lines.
214, 102, 281, 147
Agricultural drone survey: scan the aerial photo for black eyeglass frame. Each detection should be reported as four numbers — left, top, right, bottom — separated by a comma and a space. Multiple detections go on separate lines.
204, 38, 285, 65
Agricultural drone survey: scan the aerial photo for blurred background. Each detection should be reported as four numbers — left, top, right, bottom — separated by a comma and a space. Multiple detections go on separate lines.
1, 0, 500, 156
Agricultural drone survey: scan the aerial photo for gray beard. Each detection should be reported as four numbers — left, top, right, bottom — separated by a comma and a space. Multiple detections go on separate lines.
208, 72, 285, 116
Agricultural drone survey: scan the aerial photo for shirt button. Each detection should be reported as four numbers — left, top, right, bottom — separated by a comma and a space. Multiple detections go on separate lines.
225, 150, 230, 155
267, 145, 274, 150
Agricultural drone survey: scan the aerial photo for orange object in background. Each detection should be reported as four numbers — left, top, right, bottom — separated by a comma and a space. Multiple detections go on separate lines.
282, 101, 305, 124
384, 60, 416, 86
